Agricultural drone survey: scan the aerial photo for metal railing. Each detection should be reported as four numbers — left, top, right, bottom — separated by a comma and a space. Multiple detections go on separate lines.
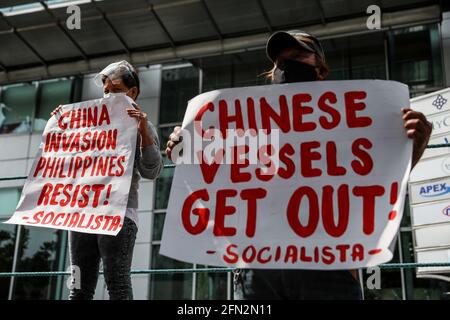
0, 144, 449, 282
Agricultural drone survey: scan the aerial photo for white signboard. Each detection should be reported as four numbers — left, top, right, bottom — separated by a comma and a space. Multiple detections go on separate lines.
410, 87, 450, 116
4, 95, 137, 236
416, 249, 450, 274
414, 224, 450, 249
421, 133, 450, 160
409, 87, 450, 276
409, 154, 450, 183
161, 80, 412, 270
410, 178, 450, 204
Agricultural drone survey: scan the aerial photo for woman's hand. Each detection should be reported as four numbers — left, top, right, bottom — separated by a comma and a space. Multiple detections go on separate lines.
127, 103, 154, 147
402, 108, 432, 169
126, 103, 149, 134
165, 126, 182, 162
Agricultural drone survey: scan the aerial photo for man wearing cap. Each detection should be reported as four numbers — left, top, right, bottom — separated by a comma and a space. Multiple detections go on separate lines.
52, 60, 163, 300
165, 31, 431, 299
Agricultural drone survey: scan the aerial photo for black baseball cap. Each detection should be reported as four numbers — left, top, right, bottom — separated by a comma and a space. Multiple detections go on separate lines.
266, 30, 326, 64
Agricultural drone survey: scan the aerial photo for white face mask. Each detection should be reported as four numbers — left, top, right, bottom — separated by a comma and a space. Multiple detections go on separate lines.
103, 91, 129, 99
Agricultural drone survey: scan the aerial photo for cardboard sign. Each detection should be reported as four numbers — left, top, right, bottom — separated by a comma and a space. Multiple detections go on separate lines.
4, 95, 137, 236
161, 80, 412, 269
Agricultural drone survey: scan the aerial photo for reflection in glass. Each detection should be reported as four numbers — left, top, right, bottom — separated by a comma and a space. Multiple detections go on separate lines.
0, 84, 35, 134
0, 222, 16, 299
34, 79, 73, 131
13, 227, 66, 300
388, 24, 443, 92
154, 159, 174, 210
152, 212, 166, 241
322, 32, 386, 81
196, 264, 228, 300
150, 245, 192, 300
197, 50, 271, 93
159, 66, 199, 124
363, 235, 403, 300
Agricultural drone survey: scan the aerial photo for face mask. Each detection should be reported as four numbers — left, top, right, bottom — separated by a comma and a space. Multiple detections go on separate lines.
272, 59, 318, 84
103, 90, 130, 99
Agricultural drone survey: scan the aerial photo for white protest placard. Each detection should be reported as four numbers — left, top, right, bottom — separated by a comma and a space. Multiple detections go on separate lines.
160, 80, 412, 269
4, 95, 137, 236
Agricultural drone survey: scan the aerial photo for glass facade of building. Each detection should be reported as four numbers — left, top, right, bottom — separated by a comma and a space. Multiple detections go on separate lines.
0, 22, 449, 300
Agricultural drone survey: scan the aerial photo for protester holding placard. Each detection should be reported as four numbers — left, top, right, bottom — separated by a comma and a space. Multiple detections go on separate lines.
164, 31, 432, 300
51, 61, 163, 300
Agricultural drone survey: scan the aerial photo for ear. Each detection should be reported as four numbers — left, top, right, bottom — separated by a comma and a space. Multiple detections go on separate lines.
128, 87, 139, 100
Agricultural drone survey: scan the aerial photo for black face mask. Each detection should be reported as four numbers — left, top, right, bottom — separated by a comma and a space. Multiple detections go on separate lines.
272, 59, 318, 84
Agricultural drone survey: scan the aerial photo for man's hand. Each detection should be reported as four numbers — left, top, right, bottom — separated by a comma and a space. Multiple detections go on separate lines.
127, 103, 154, 147
402, 108, 432, 169
165, 126, 182, 162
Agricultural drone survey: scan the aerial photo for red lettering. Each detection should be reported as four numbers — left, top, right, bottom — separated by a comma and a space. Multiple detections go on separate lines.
345, 91, 372, 128
181, 189, 210, 235
353, 185, 385, 235
287, 186, 319, 237
293, 93, 316, 132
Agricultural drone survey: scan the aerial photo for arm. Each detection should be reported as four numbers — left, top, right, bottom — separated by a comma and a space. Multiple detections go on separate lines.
127, 104, 163, 179
137, 121, 163, 179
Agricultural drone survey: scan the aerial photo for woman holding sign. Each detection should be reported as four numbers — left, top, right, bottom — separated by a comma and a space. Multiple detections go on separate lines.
52, 61, 163, 300
165, 31, 432, 300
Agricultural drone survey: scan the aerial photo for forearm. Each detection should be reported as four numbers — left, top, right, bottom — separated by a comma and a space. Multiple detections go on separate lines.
411, 146, 425, 170
138, 145, 163, 179
140, 127, 155, 147
411, 138, 430, 170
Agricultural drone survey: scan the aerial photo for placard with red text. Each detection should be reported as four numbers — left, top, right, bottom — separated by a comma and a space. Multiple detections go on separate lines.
160, 80, 412, 269
5, 95, 137, 236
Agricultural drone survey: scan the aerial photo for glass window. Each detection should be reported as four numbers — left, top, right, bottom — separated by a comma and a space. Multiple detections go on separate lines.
388, 24, 443, 92
200, 55, 233, 92
0, 188, 21, 298
0, 222, 17, 299
154, 156, 175, 210
0, 84, 36, 134
323, 32, 386, 81
401, 231, 450, 300
150, 244, 192, 300
363, 235, 403, 300
159, 66, 199, 124
0, 188, 21, 219
152, 212, 166, 241
196, 265, 228, 300
12, 227, 66, 300
198, 50, 271, 93
34, 79, 73, 132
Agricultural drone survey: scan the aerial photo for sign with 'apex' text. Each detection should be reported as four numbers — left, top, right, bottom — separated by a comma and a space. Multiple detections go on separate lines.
4, 95, 137, 236
160, 80, 412, 269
